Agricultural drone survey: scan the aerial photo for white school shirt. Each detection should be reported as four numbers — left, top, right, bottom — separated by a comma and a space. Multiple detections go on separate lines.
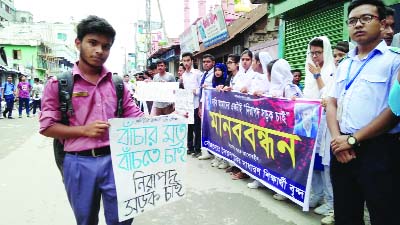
182, 68, 202, 109
329, 41, 400, 134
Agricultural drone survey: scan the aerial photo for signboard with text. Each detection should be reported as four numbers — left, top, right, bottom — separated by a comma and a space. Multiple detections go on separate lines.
196, 6, 229, 48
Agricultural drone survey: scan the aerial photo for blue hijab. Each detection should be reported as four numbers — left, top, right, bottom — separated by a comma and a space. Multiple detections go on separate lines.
212, 63, 228, 88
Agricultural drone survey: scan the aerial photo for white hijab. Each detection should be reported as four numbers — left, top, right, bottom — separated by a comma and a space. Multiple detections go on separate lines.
249, 52, 273, 94
304, 36, 335, 99
270, 59, 293, 97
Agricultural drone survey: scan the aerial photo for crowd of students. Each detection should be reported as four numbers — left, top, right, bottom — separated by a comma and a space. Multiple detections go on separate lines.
126, 1, 399, 225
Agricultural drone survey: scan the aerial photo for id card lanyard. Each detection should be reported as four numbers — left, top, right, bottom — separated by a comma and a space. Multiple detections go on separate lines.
344, 50, 378, 94
337, 50, 378, 122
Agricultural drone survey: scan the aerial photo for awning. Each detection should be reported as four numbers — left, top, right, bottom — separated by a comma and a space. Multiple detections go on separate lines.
194, 3, 268, 56
268, 0, 312, 18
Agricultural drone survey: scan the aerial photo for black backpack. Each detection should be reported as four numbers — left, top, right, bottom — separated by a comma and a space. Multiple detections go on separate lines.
53, 71, 124, 176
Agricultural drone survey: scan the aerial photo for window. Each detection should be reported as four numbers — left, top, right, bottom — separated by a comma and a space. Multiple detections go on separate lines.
5, 5, 10, 13
13, 50, 21, 60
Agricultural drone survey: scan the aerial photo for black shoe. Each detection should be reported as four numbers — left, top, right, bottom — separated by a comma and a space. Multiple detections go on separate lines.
2, 111, 6, 118
192, 152, 201, 158
187, 149, 194, 155
8, 117, 15, 119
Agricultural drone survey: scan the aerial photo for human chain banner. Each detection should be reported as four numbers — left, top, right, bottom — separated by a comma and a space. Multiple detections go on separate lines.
109, 115, 188, 222
201, 90, 322, 210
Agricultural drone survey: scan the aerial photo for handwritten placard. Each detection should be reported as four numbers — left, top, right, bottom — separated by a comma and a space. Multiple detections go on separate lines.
135, 81, 179, 102
174, 89, 194, 124
109, 115, 187, 222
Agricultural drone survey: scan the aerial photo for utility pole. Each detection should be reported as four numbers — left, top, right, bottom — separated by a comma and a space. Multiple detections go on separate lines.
146, 0, 151, 63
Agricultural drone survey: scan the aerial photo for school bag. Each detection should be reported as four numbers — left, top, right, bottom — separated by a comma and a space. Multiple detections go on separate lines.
53, 71, 124, 176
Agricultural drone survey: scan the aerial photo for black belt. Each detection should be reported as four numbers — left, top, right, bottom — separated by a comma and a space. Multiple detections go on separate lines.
67, 146, 111, 157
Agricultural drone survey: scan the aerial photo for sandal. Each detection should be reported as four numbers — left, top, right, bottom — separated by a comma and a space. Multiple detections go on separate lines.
226, 166, 240, 174
231, 171, 249, 180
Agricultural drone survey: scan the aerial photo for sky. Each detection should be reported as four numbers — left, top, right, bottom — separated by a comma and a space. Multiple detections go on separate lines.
14, 0, 221, 73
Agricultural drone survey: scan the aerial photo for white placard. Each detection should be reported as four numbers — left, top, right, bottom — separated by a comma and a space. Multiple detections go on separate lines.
135, 81, 179, 102
109, 115, 187, 222
174, 89, 194, 124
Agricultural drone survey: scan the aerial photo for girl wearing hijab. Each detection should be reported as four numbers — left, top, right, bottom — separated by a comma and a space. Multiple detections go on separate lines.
212, 63, 228, 88
300, 36, 335, 216
248, 58, 303, 190
249, 52, 273, 96
268, 59, 303, 99
230, 50, 257, 94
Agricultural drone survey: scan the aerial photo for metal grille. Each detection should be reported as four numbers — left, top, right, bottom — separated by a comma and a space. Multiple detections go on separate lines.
284, 4, 344, 72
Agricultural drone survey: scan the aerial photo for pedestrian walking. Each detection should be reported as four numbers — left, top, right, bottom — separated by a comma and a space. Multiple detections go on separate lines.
16, 74, 32, 118
2, 75, 16, 119
39, 15, 143, 225
31, 78, 43, 117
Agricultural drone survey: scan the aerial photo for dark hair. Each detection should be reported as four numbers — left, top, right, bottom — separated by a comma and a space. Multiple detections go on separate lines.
77, 15, 116, 42
241, 49, 253, 59
227, 54, 240, 63
348, 0, 387, 20
124, 74, 129, 78
291, 69, 302, 75
254, 52, 260, 62
34, 78, 39, 82
156, 59, 166, 66
148, 63, 157, 70
386, 6, 395, 17
202, 54, 215, 61
334, 41, 350, 53
309, 38, 324, 48
267, 59, 279, 75
179, 63, 184, 68
182, 52, 194, 60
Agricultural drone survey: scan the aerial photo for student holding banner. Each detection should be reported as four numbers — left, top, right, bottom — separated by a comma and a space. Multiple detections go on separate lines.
210, 63, 229, 169
248, 51, 273, 96
197, 54, 215, 159
181, 52, 203, 157
327, 1, 400, 224
39, 16, 143, 225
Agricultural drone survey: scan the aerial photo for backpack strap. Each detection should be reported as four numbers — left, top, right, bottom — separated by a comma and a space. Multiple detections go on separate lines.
112, 75, 124, 118
56, 71, 74, 125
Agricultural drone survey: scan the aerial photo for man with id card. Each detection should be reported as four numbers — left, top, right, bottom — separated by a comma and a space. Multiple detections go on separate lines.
326, 0, 400, 225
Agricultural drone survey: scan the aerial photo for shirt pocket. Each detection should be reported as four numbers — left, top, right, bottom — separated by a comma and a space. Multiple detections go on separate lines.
351, 73, 388, 127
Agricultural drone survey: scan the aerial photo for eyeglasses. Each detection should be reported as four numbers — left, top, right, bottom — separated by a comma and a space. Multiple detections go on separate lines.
308, 51, 323, 57
347, 14, 380, 27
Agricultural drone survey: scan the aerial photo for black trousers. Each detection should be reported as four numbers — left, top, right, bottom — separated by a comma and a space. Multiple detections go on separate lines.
331, 134, 400, 225
187, 108, 201, 153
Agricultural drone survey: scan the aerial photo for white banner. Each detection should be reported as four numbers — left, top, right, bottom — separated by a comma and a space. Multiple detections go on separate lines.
174, 89, 194, 124
135, 81, 179, 102
109, 115, 187, 222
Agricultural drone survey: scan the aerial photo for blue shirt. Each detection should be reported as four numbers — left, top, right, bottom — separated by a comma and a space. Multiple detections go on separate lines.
329, 41, 400, 134
2, 82, 15, 96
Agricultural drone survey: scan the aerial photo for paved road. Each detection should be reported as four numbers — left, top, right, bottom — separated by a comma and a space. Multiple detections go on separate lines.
0, 116, 322, 225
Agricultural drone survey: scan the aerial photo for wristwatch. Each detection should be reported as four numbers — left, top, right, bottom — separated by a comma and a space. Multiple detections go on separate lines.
347, 134, 360, 148
313, 73, 321, 79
